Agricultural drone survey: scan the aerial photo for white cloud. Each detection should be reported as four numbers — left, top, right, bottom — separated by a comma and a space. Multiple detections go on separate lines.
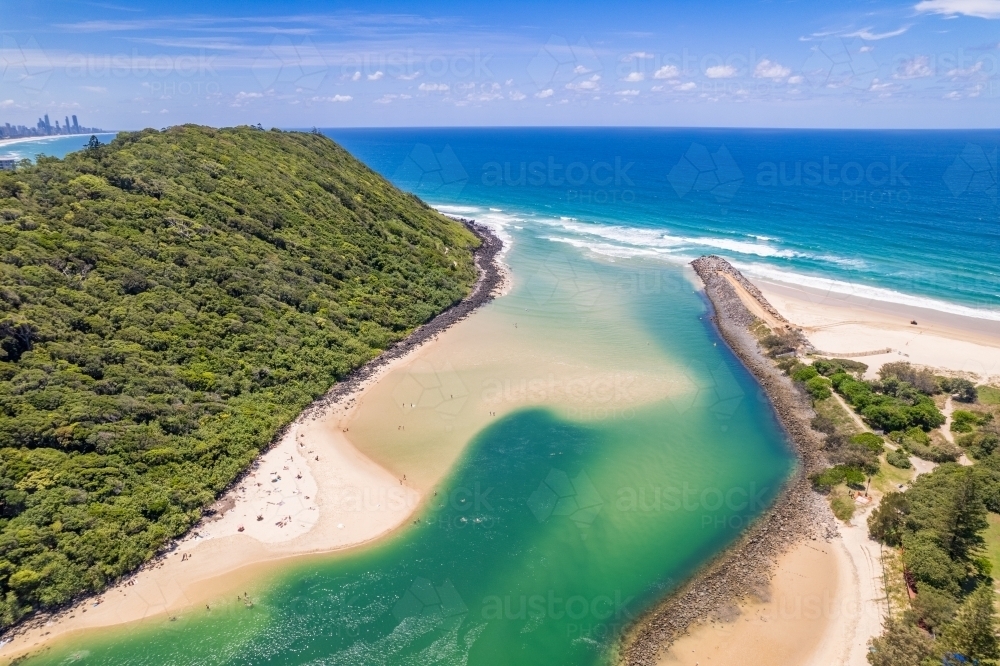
374, 93, 411, 104
505, 78, 514, 86
535, 88, 554, 98
753, 59, 791, 79
844, 25, 911, 39
944, 90, 963, 99
915, 0, 1000, 19
367, 71, 384, 81
232, 91, 263, 106
653, 64, 680, 79
0, 100, 14, 108
675, 81, 697, 91
614, 89, 640, 96
566, 74, 601, 91
418, 82, 449, 92
947, 61, 984, 77
705, 64, 737, 78
624, 51, 654, 61
894, 55, 934, 79
397, 71, 421, 80
623, 72, 645, 82
787, 75, 804, 84
509, 90, 526, 100
160, 109, 169, 114
573, 64, 592, 74
651, 85, 664, 91
351, 72, 361, 81
313, 95, 352, 102
80, 85, 107, 93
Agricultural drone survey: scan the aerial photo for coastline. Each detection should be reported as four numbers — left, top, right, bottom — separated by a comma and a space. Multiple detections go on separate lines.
0, 134, 115, 150
628, 254, 1000, 666
0, 220, 506, 663
621, 255, 837, 665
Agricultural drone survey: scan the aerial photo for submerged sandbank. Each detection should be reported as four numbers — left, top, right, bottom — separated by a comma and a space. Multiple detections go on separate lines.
0, 222, 504, 663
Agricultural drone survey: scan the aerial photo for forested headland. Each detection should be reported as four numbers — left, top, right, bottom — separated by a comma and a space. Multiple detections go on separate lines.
0, 126, 479, 626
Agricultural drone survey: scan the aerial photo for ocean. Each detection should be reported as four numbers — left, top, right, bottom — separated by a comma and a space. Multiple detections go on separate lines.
12, 127, 999, 665
329, 127, 1000, 321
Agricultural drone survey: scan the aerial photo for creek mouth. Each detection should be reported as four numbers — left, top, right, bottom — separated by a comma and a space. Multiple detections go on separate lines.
620, 255, 837, 665
22, 236, 798, 666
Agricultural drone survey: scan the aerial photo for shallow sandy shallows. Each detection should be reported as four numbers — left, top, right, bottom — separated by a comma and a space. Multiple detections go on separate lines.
660, 507, 885, 666
2, 261, 692, 662
664, 273, 1000, 666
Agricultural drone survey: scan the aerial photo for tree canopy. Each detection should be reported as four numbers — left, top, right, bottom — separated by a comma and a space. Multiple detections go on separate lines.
0, 125, 479, 626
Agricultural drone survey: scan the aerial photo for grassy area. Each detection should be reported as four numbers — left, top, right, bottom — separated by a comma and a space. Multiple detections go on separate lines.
983, 513, 1000, 582
881, 545, 911, 621
872, 452, 915, 494
829, 487, 856, 521
978, 385, 1000, 406
814, 394, 864, 436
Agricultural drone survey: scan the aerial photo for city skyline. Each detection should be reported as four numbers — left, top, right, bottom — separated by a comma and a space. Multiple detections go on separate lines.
1, 114, 103, 139
1, 0, 999, 129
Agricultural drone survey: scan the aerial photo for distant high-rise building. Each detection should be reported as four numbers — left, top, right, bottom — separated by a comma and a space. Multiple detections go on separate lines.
72, 115, 79, 133
43, 114, 51, 132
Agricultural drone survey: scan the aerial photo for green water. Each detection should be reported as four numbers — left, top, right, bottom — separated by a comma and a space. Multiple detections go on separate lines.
29, 230, 793, 665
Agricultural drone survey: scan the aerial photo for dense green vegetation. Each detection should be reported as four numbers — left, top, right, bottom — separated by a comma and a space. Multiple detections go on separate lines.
0, 126, 479, 626
866, 372, 1000, 665
833, 364, 946, 434
869, 464, 1000, 665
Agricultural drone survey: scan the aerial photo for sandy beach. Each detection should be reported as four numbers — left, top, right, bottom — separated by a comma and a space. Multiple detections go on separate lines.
656, 263, 1000, 666
757, 279, 1000, 383
0, 223, 506, 663
0, 339, 426, 663
0, 224, 696, 663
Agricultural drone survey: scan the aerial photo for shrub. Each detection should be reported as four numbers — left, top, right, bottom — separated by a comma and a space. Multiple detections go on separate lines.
879, 361, 939, 395
791, 364, 819, 382
851, 432, 885, 453
886, 448, 912, 469
941, 377, 979, 403
868, 491, 909, 546
811, 465, 866, 490
805, 375, 832, 400
951, 409, 985, 432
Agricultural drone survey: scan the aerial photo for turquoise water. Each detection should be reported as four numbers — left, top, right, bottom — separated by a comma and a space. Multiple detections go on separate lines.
26, 225, 793, 664
0, 134, 118, 163
330, 128, 1000, 321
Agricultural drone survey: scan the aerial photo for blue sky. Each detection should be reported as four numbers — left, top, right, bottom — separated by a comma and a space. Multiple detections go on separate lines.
1, 0, 999, 129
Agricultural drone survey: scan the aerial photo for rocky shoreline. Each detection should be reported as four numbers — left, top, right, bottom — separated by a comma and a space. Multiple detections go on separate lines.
620, 255, 837, 665
207, 218, 504, 507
